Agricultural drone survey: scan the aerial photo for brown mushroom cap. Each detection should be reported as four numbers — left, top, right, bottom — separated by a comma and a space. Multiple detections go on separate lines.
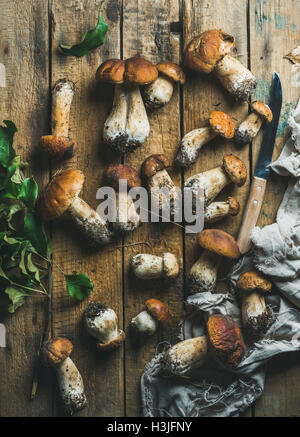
209, 111, 235, 139
183, 30, 235, 74
141, 154, 171, 179
156, 61, 186, 84
228, 197, 240, 216
146, 298, 172, 324
38, 169, 84, 221
40, 337, 73, 367
40, 135, 78, 160
237, 270, 272, 293
105, 164, 142, 190
124, 57, 158, 85
251, 101, 273, 123
198, 229, 240, 259
207, 314, 245, 367
95, 59, 126, 84
222, 154, 247, 187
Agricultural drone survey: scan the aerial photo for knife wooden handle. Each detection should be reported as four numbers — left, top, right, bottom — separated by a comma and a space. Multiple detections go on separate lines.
237, 176, 267, 255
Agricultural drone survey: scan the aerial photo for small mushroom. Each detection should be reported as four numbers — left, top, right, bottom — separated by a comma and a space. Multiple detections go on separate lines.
184, 154, 247, 207
234, 101, 273, 145
130, 252, 180, 281
130, 298, 171, 337
207, 314, 245, 368
141, 154, 179, 219
40, 79, 78, 160
237, 270, 274, 337
204, 197, 240, 223
83, 302, 125, 351
142, 61, 186, 109
40, 337, 87, 415
184, 30, 257, 101
105, 164, 141, 234
176, 111, 235, 167
163, 336, 208, 376
38, 169, 114, 247
96, 57, 158, 154
189, 229, 240, 295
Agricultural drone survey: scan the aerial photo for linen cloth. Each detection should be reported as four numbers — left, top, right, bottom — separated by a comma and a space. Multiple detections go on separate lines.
141, 98, 300, 417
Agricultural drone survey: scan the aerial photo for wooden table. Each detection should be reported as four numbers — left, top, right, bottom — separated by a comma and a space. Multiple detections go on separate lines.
0, 0, 299, 417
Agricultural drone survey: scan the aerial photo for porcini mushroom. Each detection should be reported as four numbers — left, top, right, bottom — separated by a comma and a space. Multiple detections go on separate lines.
189, 229, 240, 295
130, 252, 180, 281
176, 111, 235, 167
142, 61, 186, 109
40, 79, 78, 160
40, 337, 87, 415
184, 154, 247, 207
204, 197, 240, 223
237, 270, 274, 337
38, 169, 114, 247
105, 164, 141, 234
184, 30, 257, 101
234, 101, 273, 145
130, 298, 171, 337
83, 302, 125, 350
96, 57, 158, 154
141, 154, 179, 219
163, 336, 208, 376
207, 314, 245, 368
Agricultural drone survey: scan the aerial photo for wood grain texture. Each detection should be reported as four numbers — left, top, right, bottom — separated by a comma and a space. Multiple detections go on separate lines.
0, 0, 51, 417
122, 0, 183, 417
249, 0, 300, 417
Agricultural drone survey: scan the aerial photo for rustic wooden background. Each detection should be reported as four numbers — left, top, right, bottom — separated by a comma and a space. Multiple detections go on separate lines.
0, 0, 299, 417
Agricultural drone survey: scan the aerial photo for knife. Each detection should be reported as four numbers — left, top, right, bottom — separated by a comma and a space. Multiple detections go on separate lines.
237, 72, 282, 255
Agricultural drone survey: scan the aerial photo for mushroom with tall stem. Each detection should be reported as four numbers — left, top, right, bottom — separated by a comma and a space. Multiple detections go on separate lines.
234, 101, 273, 145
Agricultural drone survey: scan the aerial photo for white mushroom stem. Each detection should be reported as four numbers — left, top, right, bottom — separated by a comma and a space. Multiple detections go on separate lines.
148, 169, 180, 218
56, 357, 87, 415
214, 55, 257, 102
84, 307, 121, 345
103, 84, 150, 153
130, 310, 158, 337
176, 127, 218, 167
163, 337, 208, 376
52, 79, 75, 137
234, 112, 264, 144
143, 76, 174, 109
189, 250, 221, 295
185, 166, 230, 206
68, 196, 114, 246
113, 192, 140, 234
204, 199, 237, 223
242, 291, 271, 335
130, 253, 179, 280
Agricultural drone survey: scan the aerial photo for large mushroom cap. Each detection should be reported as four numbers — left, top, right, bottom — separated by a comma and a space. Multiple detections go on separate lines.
156, 61, 186, 84
209, 111, 235, 139
40, 135, 78, 160
141, 154, 171, 179
105, 164, 142, 190
40, 337, 73, 367
146, 298, 172, 323
251, 101, 273, 123
183, 30, 235, 74
95, 59, 125, 84
38, 169, 84, 221
222, 154, 247, 187
198, 229, 240, 259
124, 57, 158, 85
237, 270, 272, 293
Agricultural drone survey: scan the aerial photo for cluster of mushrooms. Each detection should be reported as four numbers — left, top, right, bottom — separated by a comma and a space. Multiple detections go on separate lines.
37, 30, 274, 415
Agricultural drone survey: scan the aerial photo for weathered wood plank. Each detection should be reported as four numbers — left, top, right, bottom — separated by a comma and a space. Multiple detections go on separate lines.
122, 0, 182, 417
0, 0, 51, 416
249, 0, 300, 417
50, 0, 124, 416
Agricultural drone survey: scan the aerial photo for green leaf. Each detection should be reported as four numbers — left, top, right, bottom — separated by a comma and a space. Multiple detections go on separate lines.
4, 286, 28, 313
18, 177, 38, 211
19, 247, 27, 276
27, 253, 40, 283
0, 120, 17, 167
23, 212, 48, 258
65, 273, 94, 300
59, 4, 108, 57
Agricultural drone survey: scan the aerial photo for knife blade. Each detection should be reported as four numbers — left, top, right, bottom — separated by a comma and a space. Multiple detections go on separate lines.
237, 72, 282, 255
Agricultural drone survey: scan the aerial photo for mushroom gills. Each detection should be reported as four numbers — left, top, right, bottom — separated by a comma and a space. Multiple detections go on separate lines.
189, 250, 220, 295
176, 127, 218, 167
143, 75, 174, 109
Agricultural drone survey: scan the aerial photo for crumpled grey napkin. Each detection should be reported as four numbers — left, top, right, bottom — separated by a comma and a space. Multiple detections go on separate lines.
141, 98, 300, 417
